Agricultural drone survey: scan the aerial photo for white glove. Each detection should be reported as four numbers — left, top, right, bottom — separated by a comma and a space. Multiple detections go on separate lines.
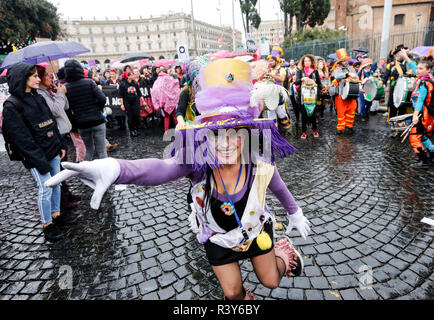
45, 158, 121, 210
286, 207, 311, 240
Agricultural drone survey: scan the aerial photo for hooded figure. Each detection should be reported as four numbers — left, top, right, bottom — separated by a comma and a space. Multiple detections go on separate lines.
2, 62, 75, 243
64, 59, 108, 161
2, 62, 65, 173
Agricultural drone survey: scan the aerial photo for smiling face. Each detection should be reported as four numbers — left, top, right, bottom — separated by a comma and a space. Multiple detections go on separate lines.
211, 128, 247, 166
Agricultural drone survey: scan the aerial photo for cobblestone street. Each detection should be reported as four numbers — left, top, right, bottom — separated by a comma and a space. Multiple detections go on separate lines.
1, 110, 433, 300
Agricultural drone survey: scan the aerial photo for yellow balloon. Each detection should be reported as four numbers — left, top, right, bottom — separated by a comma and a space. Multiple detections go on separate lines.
256, 231, 272, 251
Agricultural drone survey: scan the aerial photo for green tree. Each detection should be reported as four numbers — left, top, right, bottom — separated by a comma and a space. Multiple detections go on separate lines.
297, 0, 331, 30
239, 0, 261, 34
0, 0, 63, 54
281, 28, 344, 48
279, 0, 301, 39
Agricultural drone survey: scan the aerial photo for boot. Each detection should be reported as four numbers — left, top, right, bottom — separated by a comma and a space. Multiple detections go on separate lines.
411, 152, 429, 167
53, 211, 78, 226
61, 182, 81, 202
43, 223, 63, 242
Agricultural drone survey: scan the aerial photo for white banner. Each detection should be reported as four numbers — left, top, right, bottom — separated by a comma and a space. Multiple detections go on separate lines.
177, 45, 190, 62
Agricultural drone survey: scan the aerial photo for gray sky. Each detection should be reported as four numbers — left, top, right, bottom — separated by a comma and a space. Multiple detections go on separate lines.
48, 0, 284, 34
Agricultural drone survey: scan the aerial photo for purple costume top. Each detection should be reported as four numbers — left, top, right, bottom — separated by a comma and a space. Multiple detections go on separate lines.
115, 158, 299, 215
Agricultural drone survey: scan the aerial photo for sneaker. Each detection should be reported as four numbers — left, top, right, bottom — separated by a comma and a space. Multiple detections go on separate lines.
313, 130, 319, 138
52, 212, 78, 226
274, 236, 304, 277
300, 132, 307, 139
244, 288, 255, 300
43, 223, 63, 242
130, 130, 138, 137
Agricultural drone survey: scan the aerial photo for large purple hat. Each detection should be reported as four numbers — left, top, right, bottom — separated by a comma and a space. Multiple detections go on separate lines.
169, 58, 296, 173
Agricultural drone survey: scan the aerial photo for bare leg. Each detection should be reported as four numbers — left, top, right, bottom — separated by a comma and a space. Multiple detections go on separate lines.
251, 250, 286, 289
212, 262, 244, 300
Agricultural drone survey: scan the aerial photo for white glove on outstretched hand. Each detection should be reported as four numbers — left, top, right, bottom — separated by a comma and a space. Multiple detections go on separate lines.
286, 207, 311, 240
45, 158, 121, 210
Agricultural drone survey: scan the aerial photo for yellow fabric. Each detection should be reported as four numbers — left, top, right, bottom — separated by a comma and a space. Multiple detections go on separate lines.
203, 59, 250, 87
256, 161, 275, 209
395, 60, 404, 76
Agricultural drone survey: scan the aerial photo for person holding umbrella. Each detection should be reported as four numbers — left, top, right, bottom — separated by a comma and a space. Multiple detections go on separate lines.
2, 63, 74, 242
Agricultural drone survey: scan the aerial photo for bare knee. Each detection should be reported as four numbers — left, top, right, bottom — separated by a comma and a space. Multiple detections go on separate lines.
260, 276, 280, 289
224, 287, 245, 300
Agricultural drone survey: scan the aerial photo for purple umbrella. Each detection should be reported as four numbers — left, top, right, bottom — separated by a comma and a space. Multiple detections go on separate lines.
1, 41, 90, 69
410, 46, 434, 57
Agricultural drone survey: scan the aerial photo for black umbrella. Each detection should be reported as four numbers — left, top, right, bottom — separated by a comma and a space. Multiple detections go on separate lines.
120, 52, 151, 63
351, 47, 369, 54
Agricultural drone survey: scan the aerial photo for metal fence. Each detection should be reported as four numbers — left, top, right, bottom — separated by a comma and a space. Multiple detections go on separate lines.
283, 23, 434, 61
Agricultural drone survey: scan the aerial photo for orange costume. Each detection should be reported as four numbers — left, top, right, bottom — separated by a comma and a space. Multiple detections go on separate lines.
331, 49, 358, 132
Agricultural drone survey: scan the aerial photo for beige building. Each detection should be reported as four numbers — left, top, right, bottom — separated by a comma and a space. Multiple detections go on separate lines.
251, 20, 285, 46
332, 0, 433, 37
62, 13, 243, 66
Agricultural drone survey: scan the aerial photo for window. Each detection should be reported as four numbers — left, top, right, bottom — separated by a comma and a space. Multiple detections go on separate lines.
103, 36, 106, 42
89, 27, 92, 34
101, 27, 104, 34
138, 44, 141, 51
76, 28, 80, 35
124, 26, 128, 32
173, 32, 176, 37
115, 45, 119, 52
174, 41, 177, 48
147, 35, 150, 39
114, 36, 118, 41
158, 42, 162, 49
127, 44, 130, 51
137, 36, 140, 40
91, 46, 96, 53
172, 23, 176, 29
148, 43, 152, 50
394, 14, 405, 25
126, 36, 129, 40
156, 25, 159, 31
90, 37, 94, 43
113, 26, 116, 33
146, 25, 149, 31
136, 26, 139, 32
158, 34, 160, 39
77, 37, 81, 42
104, 46, 108, 53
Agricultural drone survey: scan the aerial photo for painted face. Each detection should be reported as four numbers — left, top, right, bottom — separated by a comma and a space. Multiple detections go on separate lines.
212, 128, 247, 165
26, 71, 40, 91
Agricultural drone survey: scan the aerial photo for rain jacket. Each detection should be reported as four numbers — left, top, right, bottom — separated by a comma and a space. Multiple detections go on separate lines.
64, 60, 106, 129
2, 62, 65, 174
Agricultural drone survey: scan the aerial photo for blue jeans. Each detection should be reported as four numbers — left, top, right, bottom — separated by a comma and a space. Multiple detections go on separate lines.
359, 92, 372, 117
78, 123, 108, 161
30, 156, 61, 224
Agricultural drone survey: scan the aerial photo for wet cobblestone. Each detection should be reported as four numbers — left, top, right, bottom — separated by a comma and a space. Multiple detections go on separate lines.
1, 111, 433, 300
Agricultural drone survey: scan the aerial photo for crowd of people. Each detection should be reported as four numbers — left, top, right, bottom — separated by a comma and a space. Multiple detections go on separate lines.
0, 42, 433, 300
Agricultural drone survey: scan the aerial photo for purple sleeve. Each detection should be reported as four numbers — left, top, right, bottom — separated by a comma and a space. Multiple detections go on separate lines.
115, 158, 193, 186
268, 166, 299, 215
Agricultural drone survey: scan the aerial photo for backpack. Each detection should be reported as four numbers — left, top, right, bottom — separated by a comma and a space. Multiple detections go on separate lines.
422, 79, 434, 117
2, 96, 25, 161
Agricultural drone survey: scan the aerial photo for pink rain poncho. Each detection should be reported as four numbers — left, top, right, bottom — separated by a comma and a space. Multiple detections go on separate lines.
151, 72, 180, 116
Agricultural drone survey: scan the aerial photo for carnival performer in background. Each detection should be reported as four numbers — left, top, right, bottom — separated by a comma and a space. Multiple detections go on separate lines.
331, 49, 359, 134
295, 54, 322, 139
401, 49, 434, 166
316, 58, 329, 119
266, 46, 292, 132
358, 59, 378, 122
46, 58, 311, 300
287, 59, 300, 123
151, 67, 180, 133
381, 44, 414, 121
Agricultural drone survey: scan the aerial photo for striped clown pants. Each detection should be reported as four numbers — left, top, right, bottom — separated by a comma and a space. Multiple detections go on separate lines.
335, 96, 357, 131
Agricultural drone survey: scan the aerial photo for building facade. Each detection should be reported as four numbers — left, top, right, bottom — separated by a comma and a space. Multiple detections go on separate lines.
62, 13, 243, 65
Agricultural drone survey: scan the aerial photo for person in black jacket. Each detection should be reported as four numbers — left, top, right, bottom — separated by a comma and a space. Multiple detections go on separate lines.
295, 54, 322, 139
64, 59, 107, 161
119, 71, 145, 137
2, 62, 76, 242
